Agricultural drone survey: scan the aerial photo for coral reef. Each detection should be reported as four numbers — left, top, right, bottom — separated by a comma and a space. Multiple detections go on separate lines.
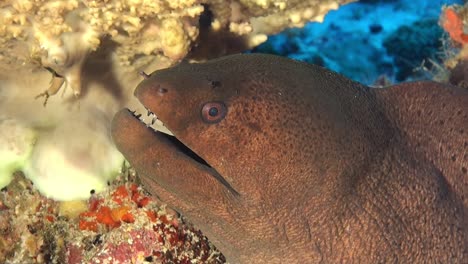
383, 18, 444, 81
0, 118, 36, 188
0, 0, 353, 86
0, 0, 353, 200
0, 68, 126, 200
0, 170, 225, 263
440, 3, 468, 88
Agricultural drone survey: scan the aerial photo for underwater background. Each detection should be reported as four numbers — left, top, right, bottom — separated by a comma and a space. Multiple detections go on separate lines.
252, 0, 463, 85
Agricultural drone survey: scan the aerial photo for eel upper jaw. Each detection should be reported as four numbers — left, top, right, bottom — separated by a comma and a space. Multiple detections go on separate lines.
127, 107, 239, 195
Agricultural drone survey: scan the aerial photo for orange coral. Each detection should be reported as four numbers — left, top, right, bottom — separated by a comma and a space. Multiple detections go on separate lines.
78, 184, 156, 232
110, 206, 134, 223
442, 8, 468, 45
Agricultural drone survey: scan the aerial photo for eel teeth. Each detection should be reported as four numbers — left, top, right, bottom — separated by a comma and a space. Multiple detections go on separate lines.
129, 107, 174, 136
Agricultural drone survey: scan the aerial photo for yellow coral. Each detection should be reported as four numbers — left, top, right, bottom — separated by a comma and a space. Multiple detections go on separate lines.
0, 0, 353, 101
1, 0, 352, 77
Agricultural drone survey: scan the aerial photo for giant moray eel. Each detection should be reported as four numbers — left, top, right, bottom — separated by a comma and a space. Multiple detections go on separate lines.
111, 54, 467, 263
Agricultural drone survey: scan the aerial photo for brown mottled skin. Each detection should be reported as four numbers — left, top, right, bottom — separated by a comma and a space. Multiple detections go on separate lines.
111, 54, 467, 263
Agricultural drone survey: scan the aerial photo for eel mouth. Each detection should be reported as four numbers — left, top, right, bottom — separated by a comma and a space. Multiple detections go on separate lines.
127, 107, 212, 169
113, 106, 239, 196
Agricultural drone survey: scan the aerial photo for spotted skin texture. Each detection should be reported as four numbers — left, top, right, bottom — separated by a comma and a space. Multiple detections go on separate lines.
111, 54, 467, 263
376, 82, 468, 209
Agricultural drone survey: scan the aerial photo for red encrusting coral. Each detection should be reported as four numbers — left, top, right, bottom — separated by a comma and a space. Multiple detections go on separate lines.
78, 184, 148, 231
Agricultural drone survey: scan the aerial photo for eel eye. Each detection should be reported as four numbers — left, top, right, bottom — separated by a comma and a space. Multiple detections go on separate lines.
201, 102, 227, 124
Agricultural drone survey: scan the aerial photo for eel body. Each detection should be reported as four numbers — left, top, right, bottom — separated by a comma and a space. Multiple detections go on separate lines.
111, 54, 467, 263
